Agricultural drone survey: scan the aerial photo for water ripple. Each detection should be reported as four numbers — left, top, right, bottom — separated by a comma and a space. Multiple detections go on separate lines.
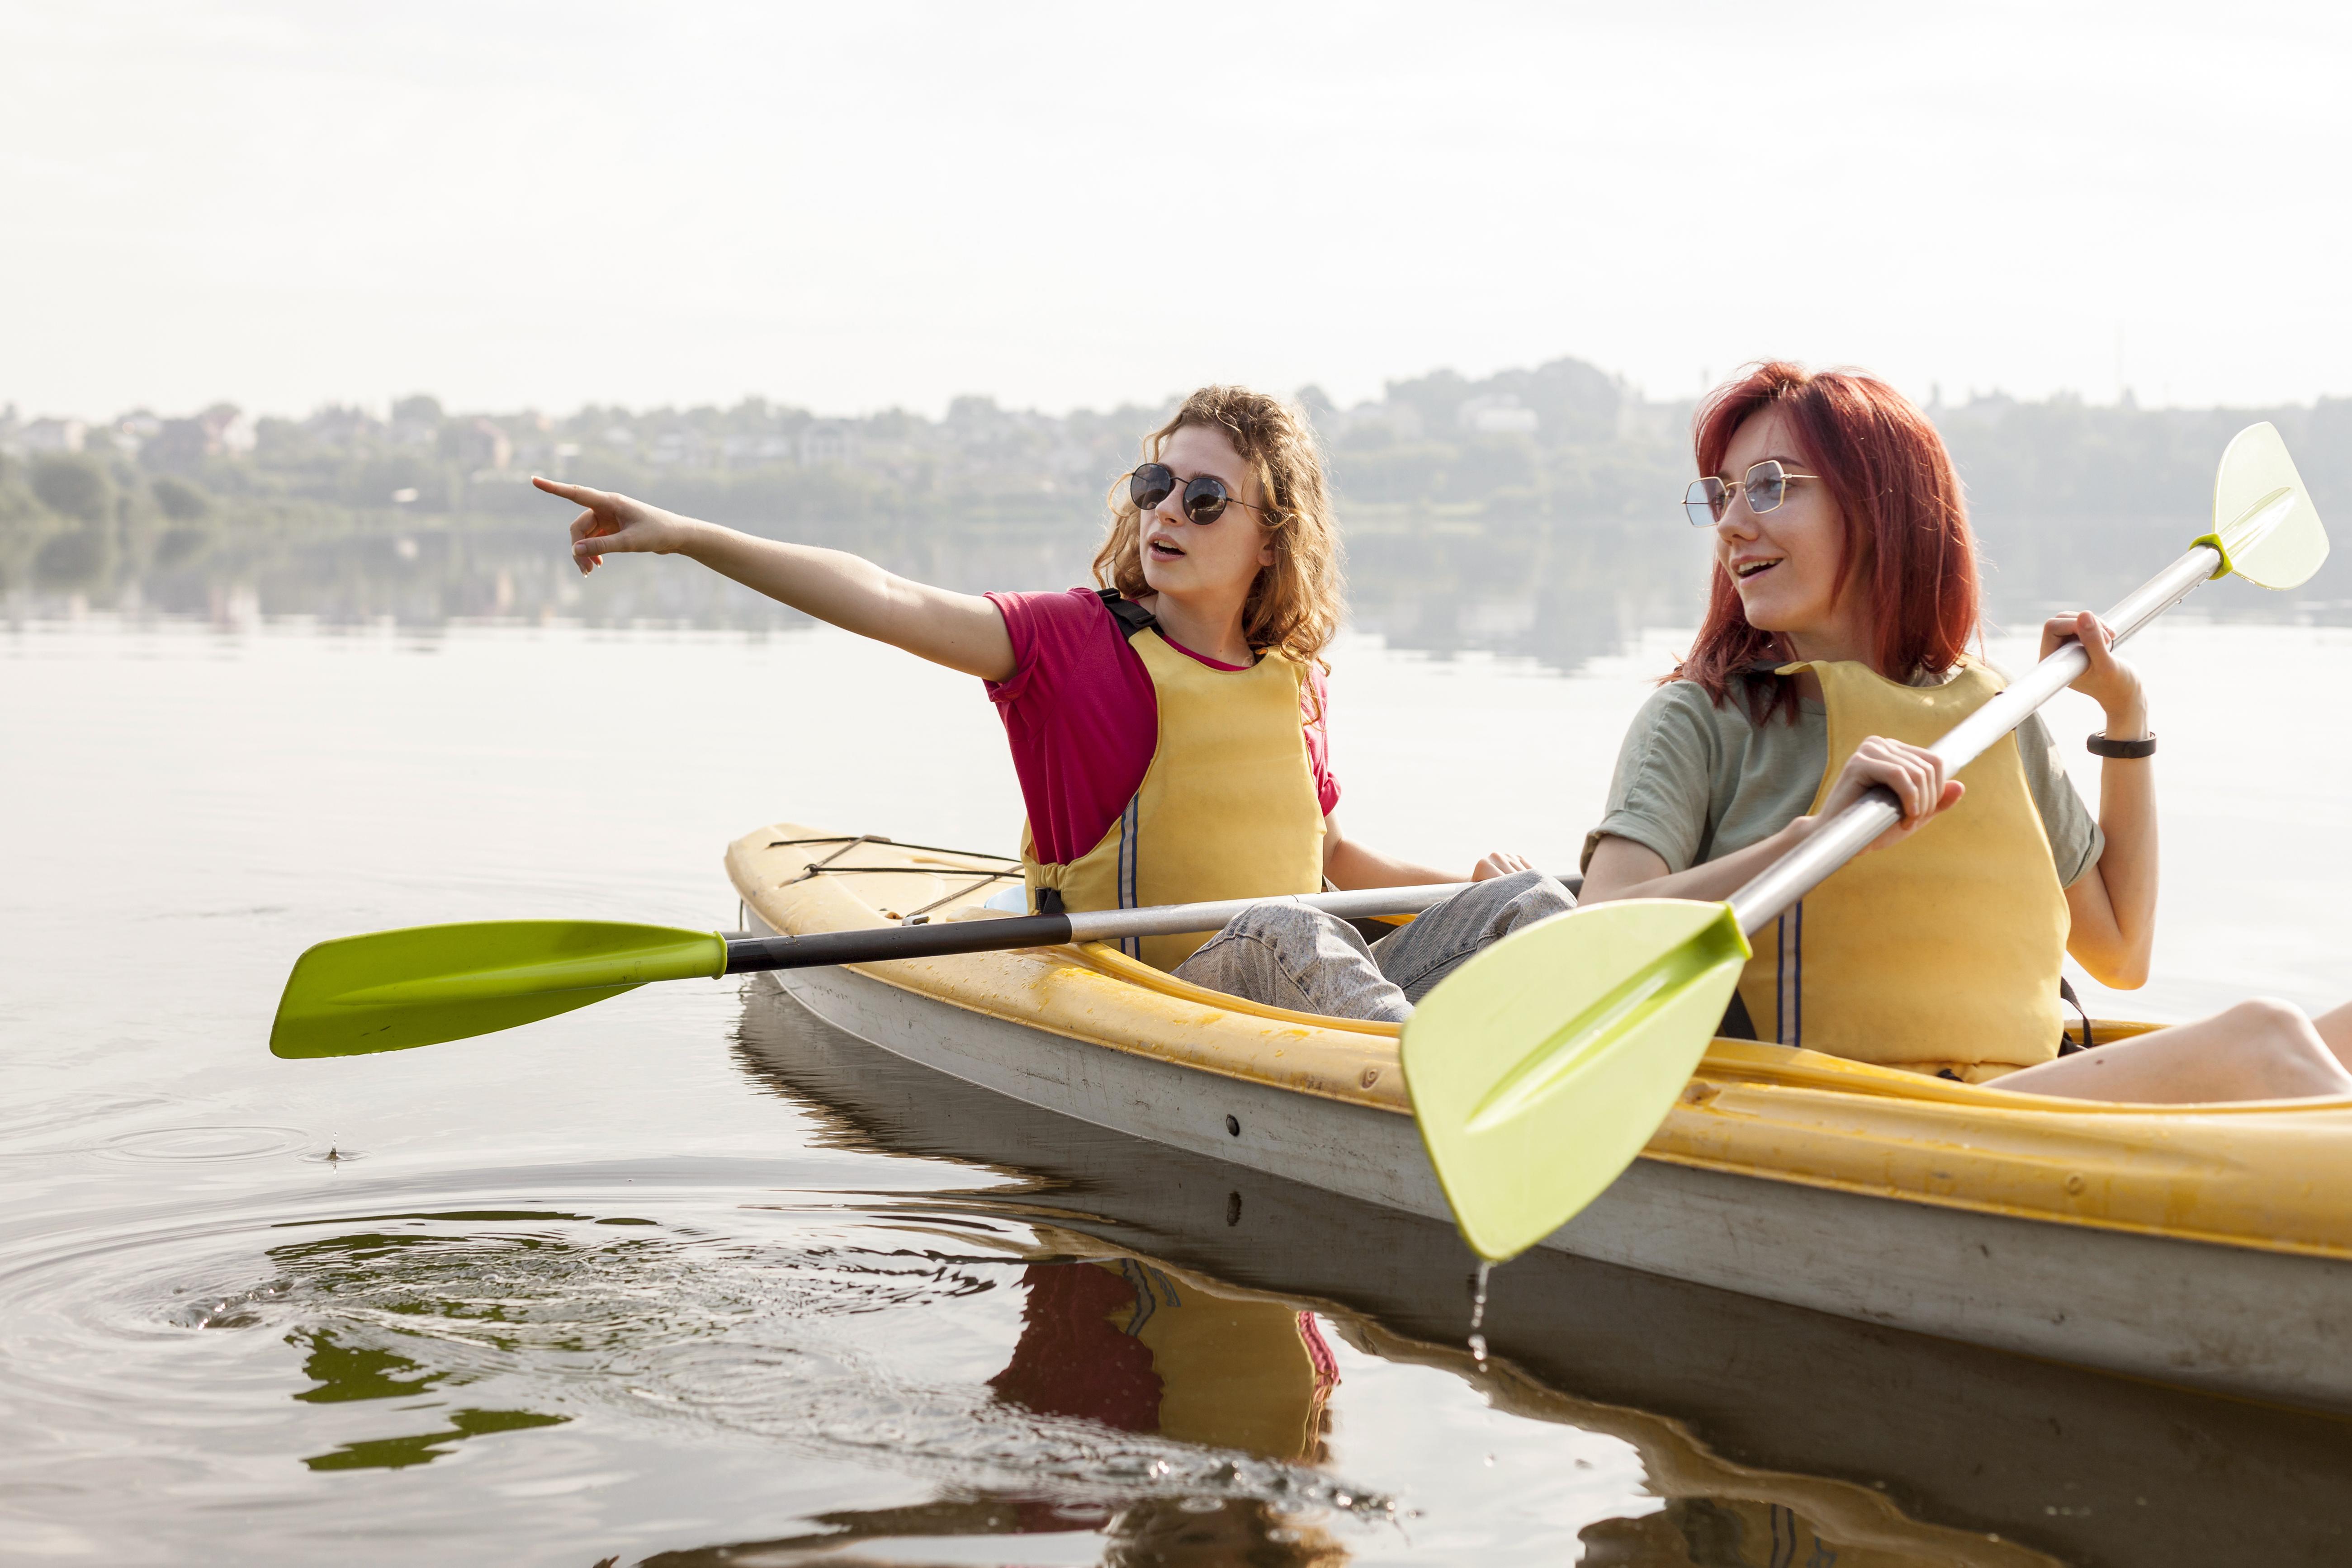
97, 1124, 313, 1163
0, 1167, 1392, 1544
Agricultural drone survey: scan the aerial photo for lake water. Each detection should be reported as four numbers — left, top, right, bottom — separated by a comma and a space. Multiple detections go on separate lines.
6, 609, 2352, 1566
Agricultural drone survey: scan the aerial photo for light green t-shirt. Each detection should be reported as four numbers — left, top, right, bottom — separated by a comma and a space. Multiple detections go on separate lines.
1581, 677, 2103, 888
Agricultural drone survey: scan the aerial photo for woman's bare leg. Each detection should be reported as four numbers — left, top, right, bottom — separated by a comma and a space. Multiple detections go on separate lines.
1996, 998, 2352, 1104
2311, 1001, 2352, 1069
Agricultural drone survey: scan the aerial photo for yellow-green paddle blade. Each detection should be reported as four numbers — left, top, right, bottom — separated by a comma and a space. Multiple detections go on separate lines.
270, 920, 726, 1060
2201, 420, 2329, 590
1400, 899, 1749, 1262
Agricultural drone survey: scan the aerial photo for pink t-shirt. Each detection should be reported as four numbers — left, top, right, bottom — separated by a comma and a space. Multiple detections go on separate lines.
983, 588, 1340, 866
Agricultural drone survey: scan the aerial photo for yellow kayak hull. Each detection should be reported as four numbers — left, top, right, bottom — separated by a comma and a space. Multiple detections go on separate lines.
729, 822, 2352, 1410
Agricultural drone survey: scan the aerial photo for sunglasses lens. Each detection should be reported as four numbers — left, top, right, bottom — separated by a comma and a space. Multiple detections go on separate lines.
1747, 462, 1788, 513
1182, 476, 1230, 524
1683, 478, 1726, 527
1130, 463, 1176, 512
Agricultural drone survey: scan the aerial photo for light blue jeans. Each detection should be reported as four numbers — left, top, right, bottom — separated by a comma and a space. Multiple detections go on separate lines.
1169, 870, 1576, 1022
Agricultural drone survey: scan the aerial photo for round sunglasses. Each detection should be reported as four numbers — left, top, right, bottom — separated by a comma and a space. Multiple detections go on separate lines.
1682, 459, 1820, 527
1128, 463, 1270, 526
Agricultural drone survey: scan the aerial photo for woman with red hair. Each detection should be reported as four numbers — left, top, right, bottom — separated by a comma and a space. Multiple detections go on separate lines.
1580, 362, 2352, 1102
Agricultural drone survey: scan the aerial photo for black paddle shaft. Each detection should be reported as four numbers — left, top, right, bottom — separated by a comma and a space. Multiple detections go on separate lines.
724, 916, 1073, 973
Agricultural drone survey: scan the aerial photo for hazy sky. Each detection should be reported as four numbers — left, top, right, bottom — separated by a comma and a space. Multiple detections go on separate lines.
6, 0, 2350, 422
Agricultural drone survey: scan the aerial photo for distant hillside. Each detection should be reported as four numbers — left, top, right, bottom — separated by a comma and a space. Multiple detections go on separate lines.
7, 361, 2348, 661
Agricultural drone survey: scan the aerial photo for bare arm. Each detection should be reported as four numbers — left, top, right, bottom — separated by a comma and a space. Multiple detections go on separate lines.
535, 477, 1014, 680
1321, 814, 1531, 890
1581, 827, 1802, 905
1580, 735, 1964, 905
2046, 612, 2157, 988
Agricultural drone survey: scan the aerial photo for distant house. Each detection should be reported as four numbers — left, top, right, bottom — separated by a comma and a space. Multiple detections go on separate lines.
143, 406, 253, 470
23, 417, 88, 453
446, 416, 513, 474
213, 407, 257, 455
303, 405, 382, 447
1457, 395, 1539, 436
800, 420, 859, 467
721, 433, 796, 468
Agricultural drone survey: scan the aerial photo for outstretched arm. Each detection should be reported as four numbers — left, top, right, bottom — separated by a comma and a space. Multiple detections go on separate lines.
535, 477, 1015, 681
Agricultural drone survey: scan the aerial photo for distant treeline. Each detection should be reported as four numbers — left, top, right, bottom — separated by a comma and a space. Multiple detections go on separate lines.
6, 360, 2349, 659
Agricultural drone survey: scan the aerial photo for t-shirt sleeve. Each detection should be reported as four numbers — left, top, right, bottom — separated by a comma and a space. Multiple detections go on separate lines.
1581, 685, 1723, 874
1304, 666, 1341, 816
982, 587, 1106, 708
2016, 711, 2104, 888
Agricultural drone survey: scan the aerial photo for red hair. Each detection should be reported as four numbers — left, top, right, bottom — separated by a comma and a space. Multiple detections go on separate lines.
1674, 361, 1979, 722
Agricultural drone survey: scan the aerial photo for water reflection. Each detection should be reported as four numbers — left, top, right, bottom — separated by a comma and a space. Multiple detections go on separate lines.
12, 502, 2343, 671
302, 1395, 568, 1473
137, 1190, 1389, 1521
989, 1257, 1336, 1464
7, 515, 1712, 670
647, 1495, 1344, 1568
730, 982, 2352, 1568
646, 1249, 1352, 1567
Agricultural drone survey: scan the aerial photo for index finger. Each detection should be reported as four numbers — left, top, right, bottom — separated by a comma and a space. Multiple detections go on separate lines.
533, 476, 600, 503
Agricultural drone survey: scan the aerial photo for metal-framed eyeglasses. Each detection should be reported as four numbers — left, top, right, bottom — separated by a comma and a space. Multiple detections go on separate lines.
1681, 460, 1821, 528
1127, 463, 1271, 526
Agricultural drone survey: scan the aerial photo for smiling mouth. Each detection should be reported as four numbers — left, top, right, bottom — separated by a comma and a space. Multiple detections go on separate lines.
1147, 535, 1187, 562
1732, 558, 1780, 581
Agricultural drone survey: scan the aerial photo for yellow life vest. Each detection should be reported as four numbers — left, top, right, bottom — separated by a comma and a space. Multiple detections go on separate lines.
1020, 600, 1326, 972
1735, 657, 2069, 1082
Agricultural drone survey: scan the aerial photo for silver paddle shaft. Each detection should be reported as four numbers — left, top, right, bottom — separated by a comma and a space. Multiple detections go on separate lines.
1062, 881, 1475, 942
1725, 542, 2221, 937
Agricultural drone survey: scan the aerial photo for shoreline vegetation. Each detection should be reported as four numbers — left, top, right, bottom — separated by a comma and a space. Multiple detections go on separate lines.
6, 356, 2350, 666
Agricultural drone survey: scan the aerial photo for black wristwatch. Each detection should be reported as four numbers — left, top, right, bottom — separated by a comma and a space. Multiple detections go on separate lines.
2086, 731, 2157, 759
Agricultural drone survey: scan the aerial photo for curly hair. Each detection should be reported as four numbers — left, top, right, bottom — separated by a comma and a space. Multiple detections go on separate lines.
1091, 386, 1344, 675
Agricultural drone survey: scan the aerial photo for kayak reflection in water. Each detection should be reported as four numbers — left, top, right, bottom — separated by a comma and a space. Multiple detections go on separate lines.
1579, 361, 2352, 1104
989, 1257, 1339, 1464
537, 386, 1574, 1020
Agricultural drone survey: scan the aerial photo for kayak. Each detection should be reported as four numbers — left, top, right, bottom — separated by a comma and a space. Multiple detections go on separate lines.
736, 983, 2352, 1568
727, 822, 2352, 1413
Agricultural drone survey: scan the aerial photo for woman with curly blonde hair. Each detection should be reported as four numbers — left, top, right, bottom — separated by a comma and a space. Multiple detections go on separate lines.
535, 384, 1568, 1018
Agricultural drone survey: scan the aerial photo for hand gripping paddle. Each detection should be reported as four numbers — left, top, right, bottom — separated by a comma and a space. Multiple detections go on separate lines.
1401, 423, 2331, 1262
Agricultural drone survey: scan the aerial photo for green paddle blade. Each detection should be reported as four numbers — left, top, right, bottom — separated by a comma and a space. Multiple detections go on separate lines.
1400, 899, 1749, 1262
270, 921, 726, 1059
2201, 421, 2328, 590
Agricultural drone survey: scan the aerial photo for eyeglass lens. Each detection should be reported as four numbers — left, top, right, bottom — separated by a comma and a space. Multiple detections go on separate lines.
1130, 463, 1231, 524
1682, 461, 1792, 527
1682, 477, 1727, 527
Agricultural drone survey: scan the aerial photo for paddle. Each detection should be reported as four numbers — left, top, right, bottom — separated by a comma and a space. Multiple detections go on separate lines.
1400, 421, 2332, 1263
270, 880, 1497, 1059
